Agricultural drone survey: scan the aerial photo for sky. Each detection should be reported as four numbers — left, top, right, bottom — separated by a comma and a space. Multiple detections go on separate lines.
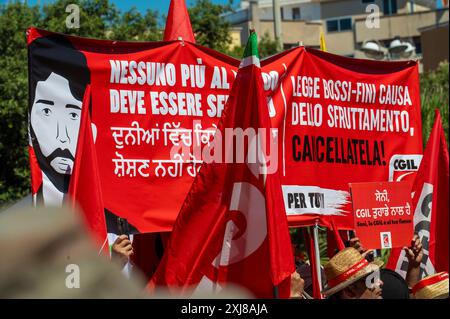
113, 0, 237, 14
1, 0, 239, 15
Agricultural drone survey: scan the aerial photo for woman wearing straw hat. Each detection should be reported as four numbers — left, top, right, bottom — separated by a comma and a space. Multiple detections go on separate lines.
412, 272, 449, 299
322, 247, 384, 299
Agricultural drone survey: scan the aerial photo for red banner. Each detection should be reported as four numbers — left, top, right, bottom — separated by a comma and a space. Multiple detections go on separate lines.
349, 181, 413, 249
263, 48, 423, 230
27, 28, 423, 233
27, 28, 238, 233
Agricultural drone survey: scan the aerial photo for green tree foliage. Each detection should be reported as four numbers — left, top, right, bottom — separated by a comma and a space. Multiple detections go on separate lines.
40, 0, 118, 38
258, 32, 282, 58
40, 0, 161, 40
188, 0, 233, 52
110, 7, 161, 41
0, 3, 41, 205
227, 32, 282, 59
290, 226, 329, 265
0, 0, 161, 207
420, 62, 449, 150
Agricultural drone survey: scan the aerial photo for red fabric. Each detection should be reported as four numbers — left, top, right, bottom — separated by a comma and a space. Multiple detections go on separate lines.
68, 85, 108, 253
28, 146, 42, 195
28, 28, 422, 234
326, 228, 337, 259
265, 48, 423, 231
327, 220, 346, 258
387, 110, 449, 276
164, 0, 196, 43
131, 233, 163, 281
159, 232, 171, 250
150, 55, 294, 298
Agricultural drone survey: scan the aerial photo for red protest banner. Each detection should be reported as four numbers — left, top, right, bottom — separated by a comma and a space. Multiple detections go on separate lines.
27, 28, 423, 234
263, 48, 423, 230
349, 181, 414, 249
27, 27, 239, 233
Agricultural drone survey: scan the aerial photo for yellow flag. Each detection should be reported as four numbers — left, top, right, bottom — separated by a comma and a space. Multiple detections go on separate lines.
320, 31, 327, 52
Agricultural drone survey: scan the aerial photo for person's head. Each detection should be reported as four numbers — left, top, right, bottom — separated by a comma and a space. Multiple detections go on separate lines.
28, 35, 90, 192
412, 272, 449, 299
322, 247, 383, 299
333, 274, 383, 299
297, 263, 326, 297
380, 269, 409, 299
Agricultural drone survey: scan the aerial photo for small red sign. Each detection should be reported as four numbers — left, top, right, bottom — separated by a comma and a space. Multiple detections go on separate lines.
349, 181, 414, 249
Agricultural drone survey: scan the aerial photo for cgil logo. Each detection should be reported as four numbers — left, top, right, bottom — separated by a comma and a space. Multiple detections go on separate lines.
393, 159, 418, 170
388, 154, 422, 182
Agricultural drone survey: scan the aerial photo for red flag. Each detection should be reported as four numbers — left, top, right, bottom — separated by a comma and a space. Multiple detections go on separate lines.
387, 109, 449, 277
164, 0, 196, 43
28, 145, 42, 199
150, 32, 294, 298
68, 85, 108, 254
326, 219, 346, 259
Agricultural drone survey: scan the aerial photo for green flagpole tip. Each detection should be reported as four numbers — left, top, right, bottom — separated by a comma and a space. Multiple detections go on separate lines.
243, 31, 259, 60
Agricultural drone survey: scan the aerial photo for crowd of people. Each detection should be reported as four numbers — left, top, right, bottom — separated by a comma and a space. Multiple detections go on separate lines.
110, 232, 449, 299
0, 204, 448, 299
289, 235, 448, 299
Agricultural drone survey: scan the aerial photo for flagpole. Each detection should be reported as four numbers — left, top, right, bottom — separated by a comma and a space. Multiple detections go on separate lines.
272, 0, 282, 46
312, 219, 323, 297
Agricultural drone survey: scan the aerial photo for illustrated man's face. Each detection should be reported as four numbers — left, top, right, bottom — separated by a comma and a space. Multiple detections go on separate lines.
31, 72, 82, 175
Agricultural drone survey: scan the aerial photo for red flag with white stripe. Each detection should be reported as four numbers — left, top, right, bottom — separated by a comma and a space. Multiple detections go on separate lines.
387, 109, 449, 278
150, 32, 294, 297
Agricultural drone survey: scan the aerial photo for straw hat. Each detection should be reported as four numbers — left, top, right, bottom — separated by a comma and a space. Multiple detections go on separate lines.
412, 272, 449, 299
322, 247, 383, 296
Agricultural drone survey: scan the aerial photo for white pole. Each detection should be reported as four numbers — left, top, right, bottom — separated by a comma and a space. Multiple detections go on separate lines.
272, 0, 282, 46
313, 220, 323, 295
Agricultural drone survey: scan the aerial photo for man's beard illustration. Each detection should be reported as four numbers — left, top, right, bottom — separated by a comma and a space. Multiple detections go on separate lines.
31, 128, 74, 194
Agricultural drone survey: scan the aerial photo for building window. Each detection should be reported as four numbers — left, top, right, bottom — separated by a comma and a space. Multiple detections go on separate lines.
413, 37, 422, 54
339, 18, 352, 31
326, 18, 352, 32
326, 20, 339, 32
383, 0, 398, 15
292, 7, 301, 20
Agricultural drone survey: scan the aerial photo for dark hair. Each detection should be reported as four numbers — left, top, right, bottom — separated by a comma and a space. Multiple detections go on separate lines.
28, 34, 90, 193
28, 35, 90, 107
380, 269, 410, 299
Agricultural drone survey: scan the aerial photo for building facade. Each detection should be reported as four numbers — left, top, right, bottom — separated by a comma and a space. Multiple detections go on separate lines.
225, 0, 449, 62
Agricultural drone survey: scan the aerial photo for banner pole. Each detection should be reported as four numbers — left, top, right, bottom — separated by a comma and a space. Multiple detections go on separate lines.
312, 219, 323, 297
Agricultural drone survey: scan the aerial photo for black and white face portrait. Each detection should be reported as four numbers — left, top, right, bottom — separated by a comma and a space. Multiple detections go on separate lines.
29, 35, 90, 193
31, 72, 82, 174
